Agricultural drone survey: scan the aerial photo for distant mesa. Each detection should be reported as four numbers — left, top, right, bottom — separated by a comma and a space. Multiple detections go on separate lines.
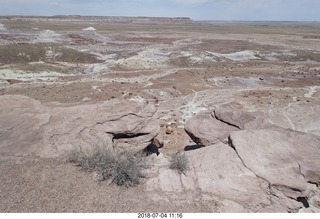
0, 15, 193, 24
53, 15, 193, 24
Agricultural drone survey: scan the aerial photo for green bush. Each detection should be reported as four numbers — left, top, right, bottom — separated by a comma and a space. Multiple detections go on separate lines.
68, 145, 148, 187
169, 152, 190, 174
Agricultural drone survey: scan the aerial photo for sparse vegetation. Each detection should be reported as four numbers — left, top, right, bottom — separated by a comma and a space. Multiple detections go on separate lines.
68, 145, 148, 187
0, 43, 101, 64
169, 152, 190, 174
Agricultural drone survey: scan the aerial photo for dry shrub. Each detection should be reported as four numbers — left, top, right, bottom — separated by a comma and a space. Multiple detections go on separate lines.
69, 145, 148, 187
169, 152, 190, 174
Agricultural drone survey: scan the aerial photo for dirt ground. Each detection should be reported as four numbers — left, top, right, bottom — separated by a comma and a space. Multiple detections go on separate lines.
0, 156, 215, 212
0, 17, 320, 212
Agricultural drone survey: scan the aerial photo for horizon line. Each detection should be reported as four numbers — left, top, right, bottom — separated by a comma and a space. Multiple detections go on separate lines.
0, 15, 319, 23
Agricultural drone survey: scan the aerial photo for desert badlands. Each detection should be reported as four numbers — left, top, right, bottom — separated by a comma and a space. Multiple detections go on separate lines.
0, 16, 320, 212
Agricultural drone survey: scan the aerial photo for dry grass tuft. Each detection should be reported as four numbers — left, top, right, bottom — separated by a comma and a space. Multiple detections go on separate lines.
69, 145, 148, 187
169, 152, 190, 174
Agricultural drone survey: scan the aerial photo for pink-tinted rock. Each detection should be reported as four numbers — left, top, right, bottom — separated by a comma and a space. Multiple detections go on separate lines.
185, 110, 238, 146
229, 128, 320, 198
0, 95, 160, 157
213, 102, 256, 129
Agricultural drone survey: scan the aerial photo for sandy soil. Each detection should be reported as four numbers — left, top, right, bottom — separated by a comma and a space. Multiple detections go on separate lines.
0, 156, 214, 212
0, 17, 320, 212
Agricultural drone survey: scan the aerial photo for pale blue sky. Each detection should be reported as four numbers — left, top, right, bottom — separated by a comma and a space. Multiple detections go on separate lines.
0, 0, 319, 21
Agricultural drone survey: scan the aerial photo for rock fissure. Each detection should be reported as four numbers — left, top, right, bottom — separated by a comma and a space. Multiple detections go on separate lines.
97, 112, 146, 123
111, 132, 149, 139
307, 181, 319, 187
297, 162, 307, 180
6, 121, 25, 132
228, 136, 271, 186
297, 196, 310, 208
38, 115, 53, 130
213, 112, 241, 129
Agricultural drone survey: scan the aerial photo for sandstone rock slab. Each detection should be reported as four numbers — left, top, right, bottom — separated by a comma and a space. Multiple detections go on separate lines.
0, 95, 160, 157
145, 143, 274, 212
185, 110, 238, 146
187, 143, 270, 210
229, 128, 320, 198
214, 102, 256, 129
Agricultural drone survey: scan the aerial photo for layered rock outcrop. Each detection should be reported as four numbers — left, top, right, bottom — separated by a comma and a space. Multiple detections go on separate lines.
2, 95, 319, 212
146, 102, 320, 212
0, 95, 160, 157
184, 110, 238, 145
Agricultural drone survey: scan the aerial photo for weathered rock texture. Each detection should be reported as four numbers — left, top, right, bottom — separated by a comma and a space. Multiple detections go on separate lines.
1, 94, 320, 212
213, 102, 256, 129
229, 129, 320, 196
147, 102, 320, 212
0, 95, 160, 157
185, 110, 238, 145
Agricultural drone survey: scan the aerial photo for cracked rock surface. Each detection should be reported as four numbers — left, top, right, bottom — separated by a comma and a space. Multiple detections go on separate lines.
0, 95, 160, 157
168, 105, 320, 212
185, 110, 239, 145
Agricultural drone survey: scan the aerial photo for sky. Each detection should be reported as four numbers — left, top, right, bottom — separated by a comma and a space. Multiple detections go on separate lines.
0, 0, 319, 21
